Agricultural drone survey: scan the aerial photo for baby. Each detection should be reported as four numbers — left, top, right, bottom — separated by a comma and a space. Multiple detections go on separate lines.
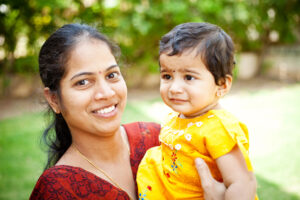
137, 22, 258, 200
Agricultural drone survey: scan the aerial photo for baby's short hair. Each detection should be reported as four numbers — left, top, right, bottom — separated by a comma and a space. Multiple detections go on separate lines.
159, 22, 235, 85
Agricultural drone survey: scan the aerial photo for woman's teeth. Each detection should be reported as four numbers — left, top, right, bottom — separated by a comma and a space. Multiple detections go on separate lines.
97, 105, 115, 114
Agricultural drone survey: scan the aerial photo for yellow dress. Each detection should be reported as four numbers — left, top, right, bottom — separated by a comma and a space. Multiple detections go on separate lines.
137, 109, 257, 200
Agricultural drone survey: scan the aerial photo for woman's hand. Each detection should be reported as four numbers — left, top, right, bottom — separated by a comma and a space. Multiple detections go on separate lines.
195, 158, 226, 200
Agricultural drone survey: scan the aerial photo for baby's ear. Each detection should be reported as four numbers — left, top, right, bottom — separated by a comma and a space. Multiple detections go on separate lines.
216, 75, 232, 97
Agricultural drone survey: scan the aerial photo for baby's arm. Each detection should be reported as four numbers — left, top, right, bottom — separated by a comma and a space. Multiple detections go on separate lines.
216, 146, 257, 200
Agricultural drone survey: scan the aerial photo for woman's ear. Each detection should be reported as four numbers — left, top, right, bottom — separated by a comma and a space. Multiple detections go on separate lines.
44, 87, 61, 114
216, 75, 232, 97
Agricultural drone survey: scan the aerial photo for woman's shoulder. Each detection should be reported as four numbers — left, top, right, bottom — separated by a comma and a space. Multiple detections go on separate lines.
33, 165, 89, 179
123, 121, 161, 132
123, 122, 161, 177
123, 122, 161, 146
30, 165, 130, 199
30, 165, 75, 199
30, 165, 91, 199
31, 165, 78, 186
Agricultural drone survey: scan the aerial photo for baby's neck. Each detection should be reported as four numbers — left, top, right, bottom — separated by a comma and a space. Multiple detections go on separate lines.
179, 102, 222, 119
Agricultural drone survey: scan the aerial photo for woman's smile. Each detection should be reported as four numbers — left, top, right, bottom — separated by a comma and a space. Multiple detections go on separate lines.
92, 104, 118, 118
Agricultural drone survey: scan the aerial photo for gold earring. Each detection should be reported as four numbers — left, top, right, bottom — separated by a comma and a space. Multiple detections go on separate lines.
216, 91, 222, 97
53, 108, 60, 114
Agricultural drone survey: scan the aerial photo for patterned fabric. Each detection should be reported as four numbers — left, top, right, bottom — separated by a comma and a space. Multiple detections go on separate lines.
30, 122, 160, 200
137, 110, 257, 200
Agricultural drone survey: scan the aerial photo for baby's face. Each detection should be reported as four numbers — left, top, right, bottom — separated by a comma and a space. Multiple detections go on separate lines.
159, 50, 221, 118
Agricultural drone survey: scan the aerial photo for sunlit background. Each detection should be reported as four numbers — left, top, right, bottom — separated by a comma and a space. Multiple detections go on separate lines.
0, 0, 300, 199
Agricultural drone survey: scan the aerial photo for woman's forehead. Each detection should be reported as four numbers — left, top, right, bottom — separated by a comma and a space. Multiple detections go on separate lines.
64, 40, 116, 76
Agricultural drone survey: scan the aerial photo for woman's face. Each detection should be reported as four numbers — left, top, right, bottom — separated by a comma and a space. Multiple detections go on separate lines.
57, 39, 127, 137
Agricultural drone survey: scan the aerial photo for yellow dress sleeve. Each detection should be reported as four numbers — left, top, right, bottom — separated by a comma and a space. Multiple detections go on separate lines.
204, 111, 253, 171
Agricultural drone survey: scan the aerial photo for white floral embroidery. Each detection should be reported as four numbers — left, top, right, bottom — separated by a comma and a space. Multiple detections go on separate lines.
178, 130, 184, 136
175, 144, 181, 150
187, 122, 194, 127
196, 121, 203, 127
185, 134, 192, 141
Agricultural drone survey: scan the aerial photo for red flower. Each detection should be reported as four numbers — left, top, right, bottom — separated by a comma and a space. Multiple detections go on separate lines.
147, 185, 152, 191
166, 173, 170, 178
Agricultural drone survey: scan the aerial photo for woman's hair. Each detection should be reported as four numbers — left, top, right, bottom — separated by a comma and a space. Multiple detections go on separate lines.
39, 23, 120, 169
159, 22, 235, 85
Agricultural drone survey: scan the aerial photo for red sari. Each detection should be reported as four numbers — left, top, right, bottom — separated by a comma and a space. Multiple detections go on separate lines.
30, 122, 160, 200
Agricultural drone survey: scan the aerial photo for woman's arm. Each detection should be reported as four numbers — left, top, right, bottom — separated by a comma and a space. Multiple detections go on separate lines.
195, 158, 226, 200
195, 146, 257, 200
216, 146, 257, 200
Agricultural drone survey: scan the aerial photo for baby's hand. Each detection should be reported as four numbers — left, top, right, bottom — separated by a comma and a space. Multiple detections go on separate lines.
195, 158, 226, 200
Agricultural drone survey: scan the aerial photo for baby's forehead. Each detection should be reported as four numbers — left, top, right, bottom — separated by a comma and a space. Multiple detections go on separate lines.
159, 47, 205, 64
160, 44, 205, 57
159, 50, 207, 71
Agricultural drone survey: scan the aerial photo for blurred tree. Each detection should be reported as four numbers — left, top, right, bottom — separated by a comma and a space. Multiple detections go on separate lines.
104, 0, 300, 78
0, 0, 299, 85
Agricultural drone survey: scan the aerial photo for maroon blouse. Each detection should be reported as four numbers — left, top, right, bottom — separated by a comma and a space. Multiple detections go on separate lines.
30, 122, 161, 200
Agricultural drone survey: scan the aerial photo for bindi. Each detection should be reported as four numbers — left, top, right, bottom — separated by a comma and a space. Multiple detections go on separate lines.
98, 71, 102, 74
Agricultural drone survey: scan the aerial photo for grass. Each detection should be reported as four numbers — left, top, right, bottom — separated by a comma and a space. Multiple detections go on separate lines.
0, 83, 300, 199
0, 112, 46, 200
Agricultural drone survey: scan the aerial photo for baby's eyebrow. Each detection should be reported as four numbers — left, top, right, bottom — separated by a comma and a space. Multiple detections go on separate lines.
160, 67, 173, 73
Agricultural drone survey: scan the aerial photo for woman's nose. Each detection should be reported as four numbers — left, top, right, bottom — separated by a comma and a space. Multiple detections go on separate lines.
94, 81, 116, 100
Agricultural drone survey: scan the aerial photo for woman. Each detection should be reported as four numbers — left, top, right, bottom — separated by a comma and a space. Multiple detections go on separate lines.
30, 23, 226, 200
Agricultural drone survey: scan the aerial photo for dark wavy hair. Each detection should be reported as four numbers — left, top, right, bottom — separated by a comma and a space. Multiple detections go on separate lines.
159, 22, 235, 85
39, 23, 120, 169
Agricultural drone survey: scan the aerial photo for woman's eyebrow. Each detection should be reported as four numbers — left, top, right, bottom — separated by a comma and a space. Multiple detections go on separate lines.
182, 69, 200, 75
70, 72, 94, 80
70, 64, 119, 80
106, 64, 119, 71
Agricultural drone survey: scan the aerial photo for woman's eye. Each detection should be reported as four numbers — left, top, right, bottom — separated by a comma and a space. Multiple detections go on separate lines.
162, 74, 172, 80
107, 72, 119, 79
185, 75, 195, 81
76, 79, 89, 86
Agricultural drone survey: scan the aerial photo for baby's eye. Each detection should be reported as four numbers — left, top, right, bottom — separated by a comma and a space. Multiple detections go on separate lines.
162, 74, 172, 80
106, 72, 119, 80
185, 75, 195, 81
76, 79, 90, 86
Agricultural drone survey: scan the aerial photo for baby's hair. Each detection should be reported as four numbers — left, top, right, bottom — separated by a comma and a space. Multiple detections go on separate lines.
159, 22, 235, 85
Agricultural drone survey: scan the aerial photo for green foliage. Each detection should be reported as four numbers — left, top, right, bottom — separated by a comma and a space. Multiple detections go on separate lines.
0, 0, 299, 77
13, 55, 39, 74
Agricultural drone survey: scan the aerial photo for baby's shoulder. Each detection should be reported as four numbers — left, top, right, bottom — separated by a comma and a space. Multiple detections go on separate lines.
206, 110, 242, 127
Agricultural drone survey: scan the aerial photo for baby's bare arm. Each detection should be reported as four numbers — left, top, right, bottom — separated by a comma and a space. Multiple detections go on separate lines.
216, 146, 257, 200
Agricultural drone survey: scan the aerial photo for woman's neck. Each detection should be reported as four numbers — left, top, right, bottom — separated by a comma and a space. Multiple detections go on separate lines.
66, 126, 129, 163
